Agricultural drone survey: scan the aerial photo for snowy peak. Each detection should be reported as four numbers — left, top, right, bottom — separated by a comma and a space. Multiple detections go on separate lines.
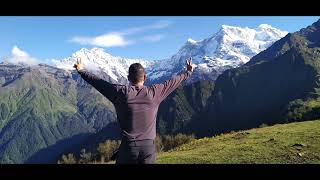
149, 24, 287, 82
54, 47, 154, 83
199, 24, 287, 63
255, 24, 288, 42
187, 38, 198, 44
257, 23, 284, 33
217, 24, 287, 44
181, 24, 287, 55
258, 24, 273, 28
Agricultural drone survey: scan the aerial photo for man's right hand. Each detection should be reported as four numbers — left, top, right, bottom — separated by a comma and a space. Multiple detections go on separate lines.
73, 57, 83, 71
186, 57, 194, 72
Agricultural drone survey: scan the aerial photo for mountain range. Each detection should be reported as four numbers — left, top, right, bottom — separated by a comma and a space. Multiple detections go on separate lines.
54, 24, 287, 84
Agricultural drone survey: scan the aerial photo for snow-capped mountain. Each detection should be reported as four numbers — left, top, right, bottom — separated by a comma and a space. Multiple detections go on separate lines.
147, 24, 288, 83
54, 24, 288, 84
54, 48, 154, 84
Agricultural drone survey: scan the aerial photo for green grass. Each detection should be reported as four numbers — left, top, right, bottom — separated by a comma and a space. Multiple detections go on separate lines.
157, 120, 320, 164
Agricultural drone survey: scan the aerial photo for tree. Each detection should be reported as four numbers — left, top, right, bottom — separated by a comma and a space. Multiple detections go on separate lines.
78, 149, 93, 164
58, 153, 77, 164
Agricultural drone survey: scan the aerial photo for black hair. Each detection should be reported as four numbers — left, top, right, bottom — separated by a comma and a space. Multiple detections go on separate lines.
128, 63, 145, 84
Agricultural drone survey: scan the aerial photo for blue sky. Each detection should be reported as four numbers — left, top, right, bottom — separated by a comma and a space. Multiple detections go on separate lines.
0, 16, 319, 63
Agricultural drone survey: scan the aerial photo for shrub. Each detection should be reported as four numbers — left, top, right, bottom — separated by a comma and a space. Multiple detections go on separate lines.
155, 134, 163, 153
57, 153, 77, 164
162, 133, 195, 151
78, 149, 94, 164
259, 123, 269, 128
97, 140, 121, 163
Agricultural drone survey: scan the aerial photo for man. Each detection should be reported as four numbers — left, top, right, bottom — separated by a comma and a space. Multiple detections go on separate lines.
74, 57, 194, 164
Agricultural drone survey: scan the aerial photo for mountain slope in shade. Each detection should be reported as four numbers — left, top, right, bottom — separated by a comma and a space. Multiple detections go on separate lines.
156, 80, 215, 135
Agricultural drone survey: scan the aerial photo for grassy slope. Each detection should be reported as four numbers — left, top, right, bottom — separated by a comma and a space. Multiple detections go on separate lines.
157, 120, 320, 164
0, 67, 117, 163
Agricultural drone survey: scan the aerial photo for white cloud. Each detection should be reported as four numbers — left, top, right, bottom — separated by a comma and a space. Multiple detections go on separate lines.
70, 20, 172, 47
5, 46, 39, 66
142, 34, 165, 42
149, 20, 172, 29
71, 33, 134, 47
120, 20, 172, 35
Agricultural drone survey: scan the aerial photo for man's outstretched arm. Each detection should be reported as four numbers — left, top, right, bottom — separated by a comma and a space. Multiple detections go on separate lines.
153, 57, 194, 102
74, 58, 123, 102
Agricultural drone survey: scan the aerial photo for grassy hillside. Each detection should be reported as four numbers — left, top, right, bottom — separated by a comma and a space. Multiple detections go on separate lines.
0, 64, 118, 163
157, 120, 320, 164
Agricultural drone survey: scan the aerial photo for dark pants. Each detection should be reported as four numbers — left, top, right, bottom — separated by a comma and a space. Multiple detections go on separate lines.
115, 139, 156, 164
